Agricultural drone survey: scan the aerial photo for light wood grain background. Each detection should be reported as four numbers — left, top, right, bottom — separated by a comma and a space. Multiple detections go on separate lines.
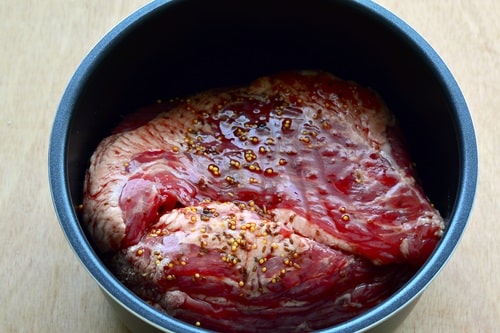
1, 1, 498, 332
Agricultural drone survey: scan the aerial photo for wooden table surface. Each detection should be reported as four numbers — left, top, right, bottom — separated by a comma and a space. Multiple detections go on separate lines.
1, 1, 498, 332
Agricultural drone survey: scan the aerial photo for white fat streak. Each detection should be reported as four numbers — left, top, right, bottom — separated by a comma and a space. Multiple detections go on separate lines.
149, 202, 316, 296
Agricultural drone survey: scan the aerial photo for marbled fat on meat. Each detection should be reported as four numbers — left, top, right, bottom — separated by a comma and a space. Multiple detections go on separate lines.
83, 71, 444, 331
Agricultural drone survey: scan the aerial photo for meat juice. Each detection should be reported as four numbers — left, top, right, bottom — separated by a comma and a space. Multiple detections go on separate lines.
82, 71, 444, 332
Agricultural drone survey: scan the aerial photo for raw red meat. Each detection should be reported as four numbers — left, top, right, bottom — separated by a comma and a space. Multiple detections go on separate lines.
110, 201, 417, 332
83, 70, 444, 331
